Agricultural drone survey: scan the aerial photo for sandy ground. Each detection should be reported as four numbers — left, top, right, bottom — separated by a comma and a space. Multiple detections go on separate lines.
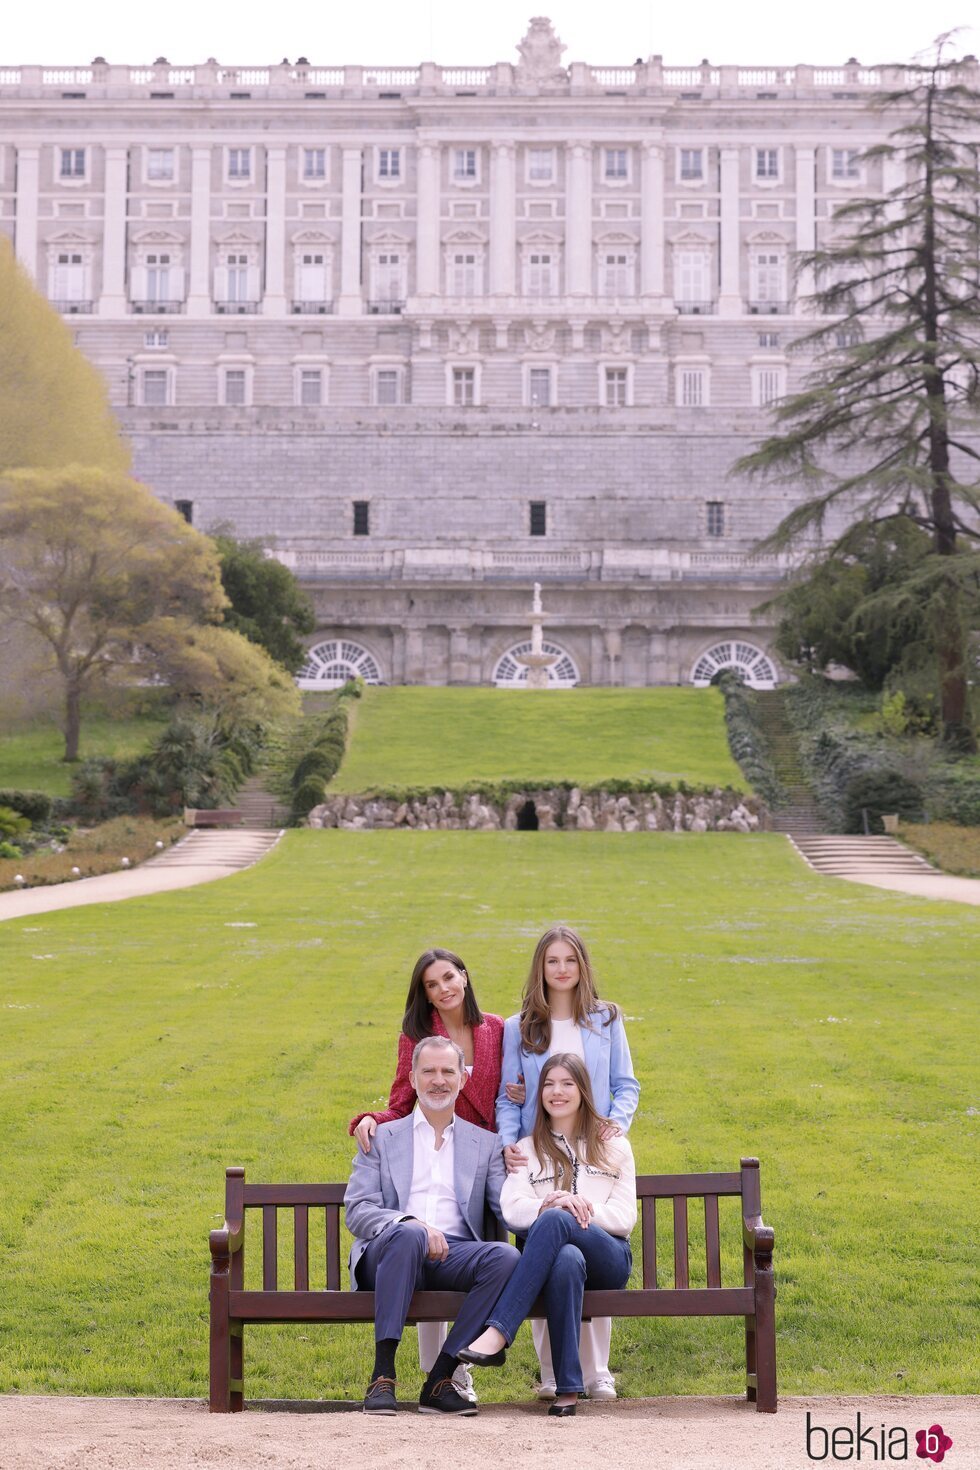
0, 1396, 977, 1470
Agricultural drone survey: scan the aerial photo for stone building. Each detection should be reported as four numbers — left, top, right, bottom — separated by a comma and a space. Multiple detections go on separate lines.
3, 21, 973, 687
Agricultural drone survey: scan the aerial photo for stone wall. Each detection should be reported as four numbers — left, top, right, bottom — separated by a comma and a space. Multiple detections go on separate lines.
307, 786, 768, 832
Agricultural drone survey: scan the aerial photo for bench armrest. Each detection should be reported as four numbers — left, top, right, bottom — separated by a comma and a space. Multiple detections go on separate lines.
742, 1212, 775, 1262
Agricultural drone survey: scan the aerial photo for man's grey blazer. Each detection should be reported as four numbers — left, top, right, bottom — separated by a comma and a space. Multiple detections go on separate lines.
344, 1112, 507, 1283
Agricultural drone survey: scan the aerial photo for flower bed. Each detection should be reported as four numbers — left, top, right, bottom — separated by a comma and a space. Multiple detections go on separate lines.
0, 816, 183, 892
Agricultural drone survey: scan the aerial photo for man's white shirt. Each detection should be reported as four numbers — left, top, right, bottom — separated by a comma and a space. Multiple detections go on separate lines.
405, 1109, 468, 1238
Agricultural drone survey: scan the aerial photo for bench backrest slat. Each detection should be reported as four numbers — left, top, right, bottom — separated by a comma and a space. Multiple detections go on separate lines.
326, 1205, 341, 1291
705, 1194, 722, 1289
263, 1206, 278, 1291
641, 1196, 657, 1288
294, 1205, 309, 1292
673, 1196, 689, 1289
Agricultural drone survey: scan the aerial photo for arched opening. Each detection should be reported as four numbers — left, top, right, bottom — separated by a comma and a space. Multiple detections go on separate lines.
516, 799, 539, 831
492, 641, 580, 688
691, 640, 778, 690
297, 638, 383, 690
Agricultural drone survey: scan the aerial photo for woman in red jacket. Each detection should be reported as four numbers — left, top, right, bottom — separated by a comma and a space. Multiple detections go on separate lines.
348, 946, 518, 1400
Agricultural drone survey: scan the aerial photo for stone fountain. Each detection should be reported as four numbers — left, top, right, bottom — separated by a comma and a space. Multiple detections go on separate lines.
514, 581, 559, 689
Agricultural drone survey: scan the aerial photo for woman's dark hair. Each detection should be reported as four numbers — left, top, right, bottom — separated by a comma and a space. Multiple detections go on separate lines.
402, 947, 485, 1043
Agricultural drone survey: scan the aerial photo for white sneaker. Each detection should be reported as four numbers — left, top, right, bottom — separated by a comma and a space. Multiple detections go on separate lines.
452, 1363, 478, 1404
536, 1380, 557, 1400
586, 1374, 617, 1401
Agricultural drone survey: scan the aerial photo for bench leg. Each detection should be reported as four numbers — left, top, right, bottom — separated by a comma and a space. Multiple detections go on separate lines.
230, 1324, 244, 1412
209, 1271, 239, 1411
744, 1315, 757, 1402
753, 1264, 777, 1412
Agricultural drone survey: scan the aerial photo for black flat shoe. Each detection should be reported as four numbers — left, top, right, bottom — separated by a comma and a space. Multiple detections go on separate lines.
456, 1345, 507, 1367
548, 1402, 577, 1418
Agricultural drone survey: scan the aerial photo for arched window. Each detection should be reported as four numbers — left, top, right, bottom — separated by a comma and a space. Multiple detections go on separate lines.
492, 641, 580, 688
297, 639, 382, 689
691, 640, 777, 690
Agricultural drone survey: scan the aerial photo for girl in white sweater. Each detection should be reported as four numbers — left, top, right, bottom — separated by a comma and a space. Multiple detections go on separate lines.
460, 1053, 637, 1416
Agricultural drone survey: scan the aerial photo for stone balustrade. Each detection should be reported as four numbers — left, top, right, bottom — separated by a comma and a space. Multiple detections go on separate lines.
1, 58, 973, 102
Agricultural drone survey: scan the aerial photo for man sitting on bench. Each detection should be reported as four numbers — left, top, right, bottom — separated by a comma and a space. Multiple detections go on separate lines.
344, 1035, 520, 1416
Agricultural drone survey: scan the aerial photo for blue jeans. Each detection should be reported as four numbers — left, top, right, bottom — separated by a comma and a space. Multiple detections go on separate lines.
486, 1209, 632, 1395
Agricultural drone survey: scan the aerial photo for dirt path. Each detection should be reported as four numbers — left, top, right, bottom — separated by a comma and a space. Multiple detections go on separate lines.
1, 1395, 976, 1470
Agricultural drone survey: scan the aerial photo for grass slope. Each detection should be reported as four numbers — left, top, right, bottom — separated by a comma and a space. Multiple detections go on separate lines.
0, 715, 167, 796
1, 832, 976, 1402
333, 687, 745, 793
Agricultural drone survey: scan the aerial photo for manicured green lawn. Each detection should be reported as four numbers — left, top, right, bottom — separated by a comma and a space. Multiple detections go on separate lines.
333, 687, 746, 792
0, 714, 167, 796
1, 832, 976, 1402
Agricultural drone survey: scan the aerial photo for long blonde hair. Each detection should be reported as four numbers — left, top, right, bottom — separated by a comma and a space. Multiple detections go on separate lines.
518, 923, 619, 1054
531, 1053, 615, 1192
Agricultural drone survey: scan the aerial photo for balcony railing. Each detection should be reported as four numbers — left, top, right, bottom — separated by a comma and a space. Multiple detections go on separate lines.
367, 300, 405, 315
214, 300, 260, 314
130, 300, 186, 315
747, 300, 790, 314
290, 300, 335, 314
53, 300, 94, 313
675, 300, 716, 316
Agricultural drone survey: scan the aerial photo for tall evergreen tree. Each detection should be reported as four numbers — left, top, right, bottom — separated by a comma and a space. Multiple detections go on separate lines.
212, 534, 315, 675
0, 241, 129, 473
735, 39, 980, 749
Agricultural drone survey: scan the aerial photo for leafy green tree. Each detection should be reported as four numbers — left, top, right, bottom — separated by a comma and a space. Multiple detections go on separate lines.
0, 241, 129, 473
735, 40, 980, 750
0, 466, 226, 760
212, 534, 315, 674
142, 618, 301, 727
767, 518, 935, 689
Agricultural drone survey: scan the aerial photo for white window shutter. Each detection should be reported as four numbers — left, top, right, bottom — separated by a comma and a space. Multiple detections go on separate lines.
213, 265, 227, 301
246, 265, 260, 303
49, 264, 64, 298
169, 265, 185, 301
130, 265, 147, 301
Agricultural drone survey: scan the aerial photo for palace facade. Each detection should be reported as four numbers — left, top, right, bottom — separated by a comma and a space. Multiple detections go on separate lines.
4, 22, 971, 687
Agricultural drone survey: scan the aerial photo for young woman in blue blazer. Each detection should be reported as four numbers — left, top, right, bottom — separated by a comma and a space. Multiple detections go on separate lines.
496, 924, 640, 1400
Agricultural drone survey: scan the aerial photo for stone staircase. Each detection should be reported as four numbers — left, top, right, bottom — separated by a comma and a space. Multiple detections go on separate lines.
147, 828, 282, 869
752, 689, 829, 836
790, 835, 939, 878
235, 774, 290, 830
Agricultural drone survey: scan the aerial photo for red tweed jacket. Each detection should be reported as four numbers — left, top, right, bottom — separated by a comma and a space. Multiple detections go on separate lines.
348, 1009, 505, 1135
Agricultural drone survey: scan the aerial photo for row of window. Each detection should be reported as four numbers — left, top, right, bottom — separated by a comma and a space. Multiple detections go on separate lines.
174, 497, 730, 539
49, 245, 800, 308
51, 143, 868, 189
134, 362, 787, 409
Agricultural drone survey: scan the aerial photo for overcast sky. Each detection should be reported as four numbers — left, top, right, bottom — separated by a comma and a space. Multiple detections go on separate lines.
4, 0, 975, 68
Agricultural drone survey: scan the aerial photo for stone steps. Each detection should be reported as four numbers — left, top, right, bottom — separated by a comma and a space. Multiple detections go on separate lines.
751, 688, 830, 835
235, 775, 290, 830
790, 836, 937, 876
148, 831, 281, 868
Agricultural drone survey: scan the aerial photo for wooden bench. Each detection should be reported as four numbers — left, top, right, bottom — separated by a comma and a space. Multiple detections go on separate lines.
183, 808, 244, 828
208, 1156, 776, 1413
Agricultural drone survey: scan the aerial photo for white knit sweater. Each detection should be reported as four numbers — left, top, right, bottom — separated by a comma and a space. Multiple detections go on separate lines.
500, 1132, 637, 1238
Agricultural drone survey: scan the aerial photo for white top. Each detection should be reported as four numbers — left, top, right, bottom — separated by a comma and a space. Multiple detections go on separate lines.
405, 1109, 467, 1238
547, 1015, 585, 1061
500, 1133, 637, 1238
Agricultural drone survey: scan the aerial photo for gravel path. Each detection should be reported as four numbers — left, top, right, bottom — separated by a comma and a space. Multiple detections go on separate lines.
1, 1395, 976, 1470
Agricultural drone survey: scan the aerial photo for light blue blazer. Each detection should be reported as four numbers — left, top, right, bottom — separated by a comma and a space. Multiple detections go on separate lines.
495, 1007, 640, 1146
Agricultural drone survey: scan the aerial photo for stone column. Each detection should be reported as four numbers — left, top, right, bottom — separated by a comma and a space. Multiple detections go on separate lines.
405, 626, 426, 683
14, 146, 40, 277
338, 146, 363, 316
99, 145, 129, 314
647, 629, 668, 684
565, 142, 593, 297
448, 625, 470, 684
603, 625, 625, 686
415, 142, 440, 297
390, 626, 406, 684
718, 146, 742, 317
640, 142, 666, 303
187, 146, 213, 318
489, 141, 516, 297
794, 145, 816, 312
263, 145, 287, 316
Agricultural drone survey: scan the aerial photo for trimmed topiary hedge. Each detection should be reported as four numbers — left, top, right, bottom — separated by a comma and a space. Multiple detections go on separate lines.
286, 679, 363, 822
0, 788, 54, 825
717, 672, 784, 807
